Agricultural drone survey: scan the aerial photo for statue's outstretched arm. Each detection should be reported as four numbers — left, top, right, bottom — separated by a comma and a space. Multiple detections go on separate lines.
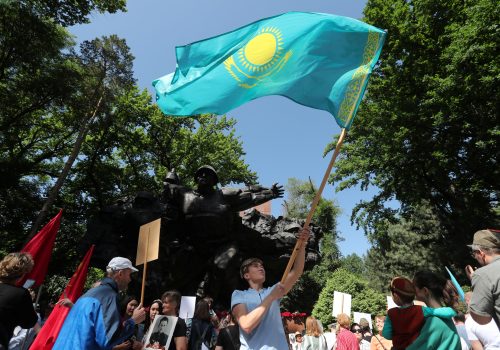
223, 183, 284, 212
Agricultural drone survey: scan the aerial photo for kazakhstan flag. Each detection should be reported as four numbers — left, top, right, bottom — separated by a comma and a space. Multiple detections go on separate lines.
153, 12, 386, 129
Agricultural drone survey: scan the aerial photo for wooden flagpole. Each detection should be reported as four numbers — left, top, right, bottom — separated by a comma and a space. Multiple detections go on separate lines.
140, 229, 150, 305
280, 128, 348, 284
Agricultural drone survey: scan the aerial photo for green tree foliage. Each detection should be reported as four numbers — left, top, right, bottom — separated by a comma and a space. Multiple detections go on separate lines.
0, 1, 257, 280
340, 253, 366, 277
0, 2, 82, 245
330, 0, 499, 271
312, 268, 386, 326
29, 34, 136, 236
364, 203, 444, 291
44, 274, 70, 303
281, 178, 341, 313
42, 267, 105, 302
22, 0, 127, 26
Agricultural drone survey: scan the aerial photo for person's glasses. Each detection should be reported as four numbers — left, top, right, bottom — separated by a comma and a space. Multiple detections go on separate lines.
470, 250, 480, 258
353, 328, 362, 333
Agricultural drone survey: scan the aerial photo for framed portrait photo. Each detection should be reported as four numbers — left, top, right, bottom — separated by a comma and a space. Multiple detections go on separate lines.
144, 315, 178, 350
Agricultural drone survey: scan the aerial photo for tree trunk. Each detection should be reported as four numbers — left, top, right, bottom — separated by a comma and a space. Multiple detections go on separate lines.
27, 96, 103, 240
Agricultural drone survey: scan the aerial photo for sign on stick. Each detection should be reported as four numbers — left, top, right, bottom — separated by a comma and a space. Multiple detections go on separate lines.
136, 218, 161, 265
353, 312, 372, 330
332, 291, 352, 318
179, 296, 196, 319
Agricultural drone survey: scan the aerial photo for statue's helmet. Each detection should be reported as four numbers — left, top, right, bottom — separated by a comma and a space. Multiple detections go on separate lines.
164, 168, 180, 184
195, 165, 219, 184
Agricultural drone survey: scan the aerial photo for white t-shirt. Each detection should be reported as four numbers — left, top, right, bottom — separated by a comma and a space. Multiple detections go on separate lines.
323, 332, 336, 350
465, 316, 500, 349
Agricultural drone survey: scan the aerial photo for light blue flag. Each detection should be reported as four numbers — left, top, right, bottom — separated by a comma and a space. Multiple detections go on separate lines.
153, 12, 386, 129
445, 266, 466, 302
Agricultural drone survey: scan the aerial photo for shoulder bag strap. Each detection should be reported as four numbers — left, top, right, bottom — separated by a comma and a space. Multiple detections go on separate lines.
224, 326, 240, 349
374, 334, 388, 350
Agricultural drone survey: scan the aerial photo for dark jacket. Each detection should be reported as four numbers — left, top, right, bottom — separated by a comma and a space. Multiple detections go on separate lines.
0, 283, 38, 348
188, 319, 214, 350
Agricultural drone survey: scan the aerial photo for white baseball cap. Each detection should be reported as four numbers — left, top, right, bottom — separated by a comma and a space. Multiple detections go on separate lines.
107, 257, 138, 272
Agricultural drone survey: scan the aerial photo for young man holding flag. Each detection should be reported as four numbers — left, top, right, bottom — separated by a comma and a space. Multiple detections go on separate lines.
231, 228, 310, 349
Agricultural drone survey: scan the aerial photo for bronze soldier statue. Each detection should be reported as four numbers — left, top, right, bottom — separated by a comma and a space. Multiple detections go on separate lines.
82, 165, 320, 306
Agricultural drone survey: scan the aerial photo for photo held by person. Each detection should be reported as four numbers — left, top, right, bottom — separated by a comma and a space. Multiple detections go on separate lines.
144, 299, 164, 342
146, 316, 170, 349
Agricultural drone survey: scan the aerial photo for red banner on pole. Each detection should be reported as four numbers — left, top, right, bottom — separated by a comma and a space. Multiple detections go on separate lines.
30, 245, 95, 350
18, 210, 63, 288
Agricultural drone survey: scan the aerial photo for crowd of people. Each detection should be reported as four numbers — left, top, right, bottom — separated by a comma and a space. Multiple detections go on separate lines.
0, 228, 498, 350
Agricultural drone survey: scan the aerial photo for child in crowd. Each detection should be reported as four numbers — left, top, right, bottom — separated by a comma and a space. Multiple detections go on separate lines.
382, 276, 456, 350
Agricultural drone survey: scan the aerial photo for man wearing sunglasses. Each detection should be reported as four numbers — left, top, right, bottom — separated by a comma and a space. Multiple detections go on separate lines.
465, 229, 500, 330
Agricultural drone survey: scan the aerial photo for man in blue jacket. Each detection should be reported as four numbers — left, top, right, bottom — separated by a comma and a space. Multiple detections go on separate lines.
53, 257, 146, 349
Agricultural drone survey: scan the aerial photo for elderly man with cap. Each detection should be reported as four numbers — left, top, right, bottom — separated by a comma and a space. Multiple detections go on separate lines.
465, 229, 500, 330
53, 257, 146, 350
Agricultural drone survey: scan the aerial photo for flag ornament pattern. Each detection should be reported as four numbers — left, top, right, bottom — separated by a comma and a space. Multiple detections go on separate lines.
154, 12, 386, 129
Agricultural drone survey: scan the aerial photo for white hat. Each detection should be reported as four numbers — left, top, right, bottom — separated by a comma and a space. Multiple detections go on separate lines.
107, 257, 138, 272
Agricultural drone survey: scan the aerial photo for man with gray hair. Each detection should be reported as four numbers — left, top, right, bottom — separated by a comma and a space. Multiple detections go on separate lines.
53, 257, 146, 349
465, 229, 500, 330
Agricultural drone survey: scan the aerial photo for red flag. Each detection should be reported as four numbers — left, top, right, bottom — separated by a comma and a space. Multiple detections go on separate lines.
17, 210, 63, 288
30, 245, 95, 350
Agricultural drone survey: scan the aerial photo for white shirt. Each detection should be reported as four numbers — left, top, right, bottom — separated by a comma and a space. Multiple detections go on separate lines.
465, 316, 500, 349
323, 332, 336, 350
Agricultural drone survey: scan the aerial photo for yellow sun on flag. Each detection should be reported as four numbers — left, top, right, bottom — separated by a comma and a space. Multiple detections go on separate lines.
238, 27, 284, 72
224, 26, 291, 88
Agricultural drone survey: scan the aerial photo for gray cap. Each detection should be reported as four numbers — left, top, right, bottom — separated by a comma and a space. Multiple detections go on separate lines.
107, 257, 138, 272
468, 229, 500, 249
